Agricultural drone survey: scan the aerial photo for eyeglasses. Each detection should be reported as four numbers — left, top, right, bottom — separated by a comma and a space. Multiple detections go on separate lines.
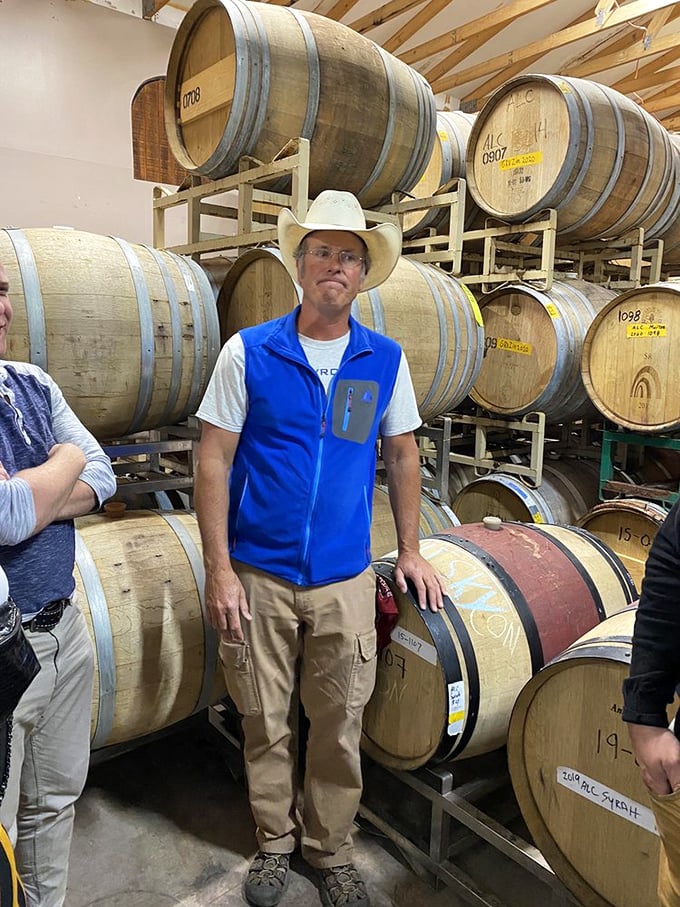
302, 247, 364, 269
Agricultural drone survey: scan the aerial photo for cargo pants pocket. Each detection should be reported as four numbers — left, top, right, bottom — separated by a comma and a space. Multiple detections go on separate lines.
346, 629, 378, 713
219, 641, 262, 717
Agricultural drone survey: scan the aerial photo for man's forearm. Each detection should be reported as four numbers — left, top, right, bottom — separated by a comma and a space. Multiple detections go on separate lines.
384, 446, 422, 556
195, 454, 233, 573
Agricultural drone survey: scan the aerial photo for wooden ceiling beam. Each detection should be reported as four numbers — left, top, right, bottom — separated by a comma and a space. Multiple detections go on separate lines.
567, 25, 680, 79
421, 21, 508, 83
383, 0, 453, 54
430, 0, 680, 95
349, 0, 429, 35
323, 0, 364, 22
614, 59, 680, 93
460, 8, 591, 110
397, 0, 559, 68
142, 0, 171, 17
661, 113, 680, 129
637, 90, 680, 112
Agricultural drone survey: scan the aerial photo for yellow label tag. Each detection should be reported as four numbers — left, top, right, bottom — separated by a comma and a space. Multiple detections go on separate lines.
545, 303, 560, 318
499, 151, 543, 171
461, 285, 484, 326
497, 337, 532, 355
627, 323, 667, 338
448, 710, 465, 725
532, 513, 545, 524
437, 129, 448, 142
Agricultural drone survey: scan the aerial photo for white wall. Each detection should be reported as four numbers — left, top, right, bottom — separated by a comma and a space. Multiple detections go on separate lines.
1, 0, 176, 244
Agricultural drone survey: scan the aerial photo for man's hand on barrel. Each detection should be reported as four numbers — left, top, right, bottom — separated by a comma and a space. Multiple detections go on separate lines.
393, 550, 446, 612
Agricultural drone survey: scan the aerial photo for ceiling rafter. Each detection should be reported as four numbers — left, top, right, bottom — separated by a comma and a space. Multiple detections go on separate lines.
421, 21, 509, 83
614, 55, 680, 93
429, 0, 679, 95
397, 0, 559, 68
567, 22, 680, 78
382, 0, 453, 54
348, 0, 429, 35
459, 7, 593, 108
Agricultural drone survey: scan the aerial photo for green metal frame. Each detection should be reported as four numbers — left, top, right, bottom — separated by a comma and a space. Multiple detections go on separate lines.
600, 428, 680, 508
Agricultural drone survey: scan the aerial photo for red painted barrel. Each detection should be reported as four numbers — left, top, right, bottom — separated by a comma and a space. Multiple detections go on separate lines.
361, 521, 636, 770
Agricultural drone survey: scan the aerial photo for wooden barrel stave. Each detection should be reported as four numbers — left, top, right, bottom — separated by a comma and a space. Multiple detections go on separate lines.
75, 510, 225, 750
452, 459, 601, 526
470, 279, 616, 423
165, 0, 436, 208
508, 606, 660, 907
581, 283, 680, 433
577, 499, 668, 594
466, 75, 676, 242
1, 228, 219, 440
361, 522, 636, 770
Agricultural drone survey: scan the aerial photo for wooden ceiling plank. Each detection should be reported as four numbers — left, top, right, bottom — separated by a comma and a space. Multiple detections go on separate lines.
429, 0, 680, 95
562, 24, 646, 73
639, 90, 680, 112
614, 58, 680, 93
323, 0, 364, 22
349, 0, 429, 35
422, 22, 507, 82
567, 28, 680, 79
398, 0, 559, 67
662, 113, 680, 129
460, 7, 593, 108
460, 53, 545, 109
383, 0, 454, 54
142, 0, 170, 17
646, 5, 676, 42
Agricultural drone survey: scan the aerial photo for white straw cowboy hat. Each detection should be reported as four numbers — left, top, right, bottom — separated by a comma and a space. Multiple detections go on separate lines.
277, 190, 402, 291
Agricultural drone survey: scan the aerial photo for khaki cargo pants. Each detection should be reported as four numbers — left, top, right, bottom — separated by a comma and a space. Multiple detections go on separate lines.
652, 789, 680, 906
220, 562, 377, 868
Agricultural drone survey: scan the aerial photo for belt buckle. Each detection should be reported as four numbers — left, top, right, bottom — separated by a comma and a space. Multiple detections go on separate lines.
26, 598, 69, 633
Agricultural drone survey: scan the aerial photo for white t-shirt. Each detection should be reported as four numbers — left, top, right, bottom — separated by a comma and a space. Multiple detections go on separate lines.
197, 331, 421, 437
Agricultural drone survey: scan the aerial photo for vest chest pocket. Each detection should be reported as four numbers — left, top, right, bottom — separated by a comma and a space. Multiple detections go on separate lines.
331, 380, 379, 444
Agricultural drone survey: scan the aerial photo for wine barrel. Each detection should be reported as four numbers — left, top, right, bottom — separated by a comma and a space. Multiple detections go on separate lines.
217, 247, 485, 423
453, 459, 601, 526
361, 521, 636, 770
402, 110, 480, 237
577, 500, 668, 594
581, 283, 680, 433
465, 74, 676, 242
74, 510, 225, 750
1, 228, 219, 440
164, 0, 436, 209
508, 606, 661, 907
470, 280, 616, 423
371, 485, 459, 558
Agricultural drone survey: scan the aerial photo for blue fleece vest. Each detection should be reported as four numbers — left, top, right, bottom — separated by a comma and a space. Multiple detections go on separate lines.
229, 310, 401, 586
0, 366, 76, 614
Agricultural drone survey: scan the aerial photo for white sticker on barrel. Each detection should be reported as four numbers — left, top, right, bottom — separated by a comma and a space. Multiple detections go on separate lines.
557, 766, 658, 835
447, 681, 465, 735
499, 151, 543, 171
390, 626, 438, 665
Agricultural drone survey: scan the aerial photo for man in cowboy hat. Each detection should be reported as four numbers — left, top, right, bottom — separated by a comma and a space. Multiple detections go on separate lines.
194, 190, 444, 907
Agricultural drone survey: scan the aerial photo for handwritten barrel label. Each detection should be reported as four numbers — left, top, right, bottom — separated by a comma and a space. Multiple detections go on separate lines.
390, 626, 438, 666
627, 323, 667, 338
499, 151, 543, 171
557, 766, 658, 835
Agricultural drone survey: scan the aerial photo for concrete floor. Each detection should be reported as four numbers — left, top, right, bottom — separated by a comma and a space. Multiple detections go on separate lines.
66, 716, 577, 907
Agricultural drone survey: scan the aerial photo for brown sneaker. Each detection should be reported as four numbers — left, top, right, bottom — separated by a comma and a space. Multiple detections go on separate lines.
244, 852, 291, 907
319, 864, 370, 906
